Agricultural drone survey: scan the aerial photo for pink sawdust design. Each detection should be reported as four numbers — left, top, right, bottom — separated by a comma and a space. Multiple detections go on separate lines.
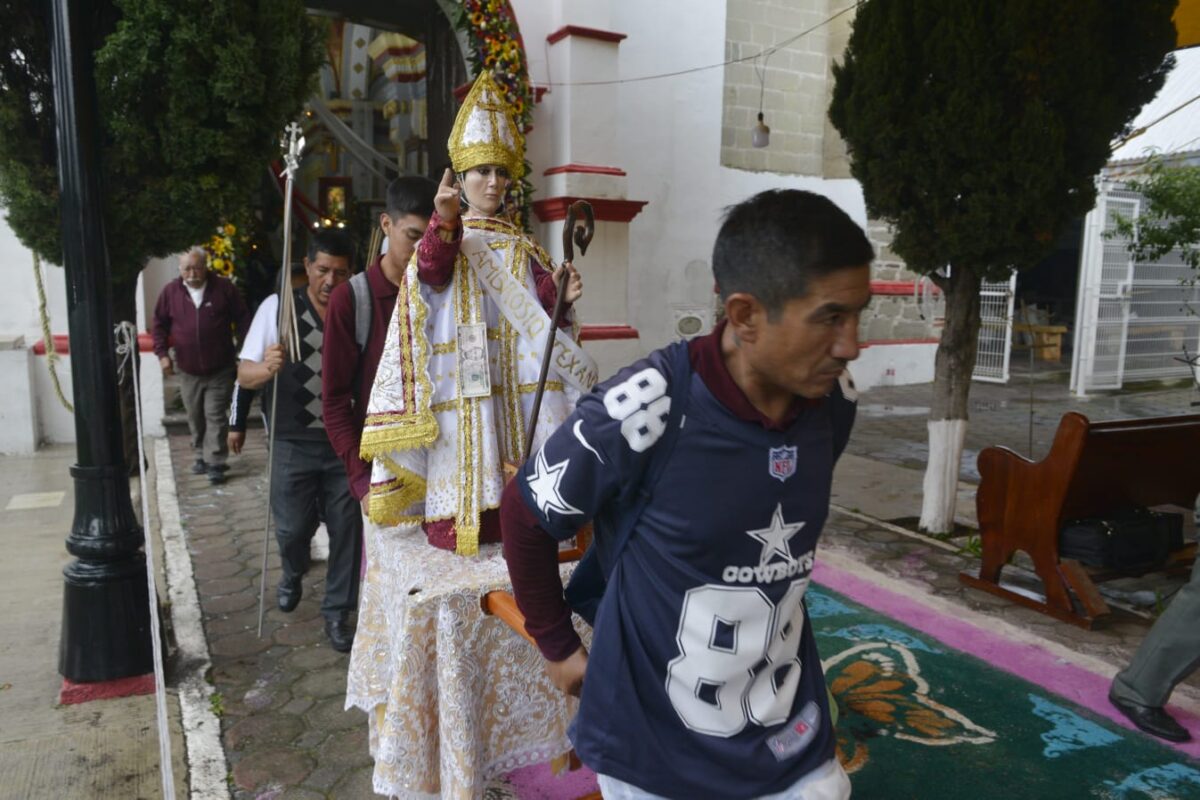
813, 559, 1200, 758
504, 761, 598, 799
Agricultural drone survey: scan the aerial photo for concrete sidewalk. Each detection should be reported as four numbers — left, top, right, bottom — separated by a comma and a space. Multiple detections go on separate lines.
0, 444, 187, 800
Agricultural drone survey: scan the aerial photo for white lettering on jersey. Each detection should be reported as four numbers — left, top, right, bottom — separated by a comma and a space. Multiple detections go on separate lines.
746, 503, 805, 567
572, 420, 604, 464
721, 552, 814, 585
666, 579, 809, 736
603, 367, 670, 452
527, 449, 583, 518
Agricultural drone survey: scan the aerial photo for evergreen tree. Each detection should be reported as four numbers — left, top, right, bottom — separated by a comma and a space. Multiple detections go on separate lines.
0, 0, 323, 464
829, 0, 1177, 531
1, 0, 324, 286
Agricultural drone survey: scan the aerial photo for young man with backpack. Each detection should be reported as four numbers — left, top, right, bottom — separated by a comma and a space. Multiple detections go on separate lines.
501, 189, 873, 799
322, 176, 437, 508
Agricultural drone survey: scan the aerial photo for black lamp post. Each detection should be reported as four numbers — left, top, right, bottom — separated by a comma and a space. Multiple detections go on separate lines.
50, 0, 152, 682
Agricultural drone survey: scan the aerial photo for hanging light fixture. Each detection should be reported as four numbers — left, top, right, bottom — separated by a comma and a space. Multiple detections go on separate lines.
752, 54, 771, 148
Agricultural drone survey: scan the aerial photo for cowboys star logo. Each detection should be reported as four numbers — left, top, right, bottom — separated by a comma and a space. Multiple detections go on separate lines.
745, 503, 805, 567
526, 449, 583, 518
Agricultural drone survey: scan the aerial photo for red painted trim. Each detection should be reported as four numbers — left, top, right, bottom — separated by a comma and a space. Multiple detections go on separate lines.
870, 279, 942, 296
859, 338, 940, 348
533, 196, 648, 223
543, 163, 627, 177
60, 674, 155, 705
33, 333, 154, 356
580, 324, 639, 341
546, 25, 627, 46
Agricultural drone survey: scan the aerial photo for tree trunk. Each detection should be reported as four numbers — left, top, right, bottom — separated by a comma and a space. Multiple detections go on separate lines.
919, 267, 983, 533
111, 275, 141, 476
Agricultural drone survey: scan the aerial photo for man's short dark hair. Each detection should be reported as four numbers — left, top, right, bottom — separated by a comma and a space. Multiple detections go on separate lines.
712, 190, 874, 317
385, 175, 436, 220
307, 227, 354, 263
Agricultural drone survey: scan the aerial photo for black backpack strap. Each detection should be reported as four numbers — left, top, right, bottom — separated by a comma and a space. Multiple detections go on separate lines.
349, 271, 372, 353
600, 340, 692, 575
564, 341, 692, 624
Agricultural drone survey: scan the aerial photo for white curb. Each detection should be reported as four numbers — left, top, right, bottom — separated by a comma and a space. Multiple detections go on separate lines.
155, 438, 231, 800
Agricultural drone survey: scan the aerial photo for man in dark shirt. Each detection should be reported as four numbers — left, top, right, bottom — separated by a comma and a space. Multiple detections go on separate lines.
152, 246, 251, 484
322, 176, 436, 509
501, 190, 873, 799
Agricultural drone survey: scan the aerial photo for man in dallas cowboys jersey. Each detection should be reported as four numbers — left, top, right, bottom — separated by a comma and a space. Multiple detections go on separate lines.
501, 190, 873, 799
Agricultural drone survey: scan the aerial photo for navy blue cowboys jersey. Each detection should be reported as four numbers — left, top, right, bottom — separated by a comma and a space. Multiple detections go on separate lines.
516, 341, 856, 799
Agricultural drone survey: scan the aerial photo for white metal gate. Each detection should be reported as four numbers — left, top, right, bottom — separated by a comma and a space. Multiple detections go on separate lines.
1072, 183, 1200, 394
973, 272, 1017, 383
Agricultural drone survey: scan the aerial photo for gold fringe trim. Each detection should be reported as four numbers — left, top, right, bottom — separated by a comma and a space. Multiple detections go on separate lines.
518, 381, 564, 394
366, 460, 428, 526
360, 417, 439, 460
359, 265, 438, 459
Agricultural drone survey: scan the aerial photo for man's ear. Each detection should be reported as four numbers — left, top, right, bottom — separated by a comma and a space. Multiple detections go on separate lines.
723, 292, 764, 344
379, 211, 392, 233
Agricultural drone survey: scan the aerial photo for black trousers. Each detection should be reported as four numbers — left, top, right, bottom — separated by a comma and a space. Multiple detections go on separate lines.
270, 437, 362, 620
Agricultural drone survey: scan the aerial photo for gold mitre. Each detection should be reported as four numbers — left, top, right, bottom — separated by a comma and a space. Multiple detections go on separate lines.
448, 71, 525, 179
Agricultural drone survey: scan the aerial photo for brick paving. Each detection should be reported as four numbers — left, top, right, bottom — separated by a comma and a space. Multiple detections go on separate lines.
168, 429, 376, 799
163, 376, 1200, 797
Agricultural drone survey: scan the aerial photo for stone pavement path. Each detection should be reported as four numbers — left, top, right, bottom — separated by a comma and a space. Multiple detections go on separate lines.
168, 429, 376, 799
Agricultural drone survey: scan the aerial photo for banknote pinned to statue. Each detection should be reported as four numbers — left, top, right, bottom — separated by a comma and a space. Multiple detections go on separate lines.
457, 322, 492, 399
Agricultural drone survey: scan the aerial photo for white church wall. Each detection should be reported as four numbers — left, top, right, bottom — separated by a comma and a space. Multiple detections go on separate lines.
515, 0, 868, 355
0, 213, 168, 446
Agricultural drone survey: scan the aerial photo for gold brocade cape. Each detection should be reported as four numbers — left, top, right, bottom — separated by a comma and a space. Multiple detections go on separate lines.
359, 217, 582, 555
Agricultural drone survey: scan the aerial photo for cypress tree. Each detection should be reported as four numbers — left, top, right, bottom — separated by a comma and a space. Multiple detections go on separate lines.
829, 0, 1177, 531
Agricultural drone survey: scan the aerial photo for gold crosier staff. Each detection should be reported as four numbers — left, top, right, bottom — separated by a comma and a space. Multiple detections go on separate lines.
257, 121, 306, 637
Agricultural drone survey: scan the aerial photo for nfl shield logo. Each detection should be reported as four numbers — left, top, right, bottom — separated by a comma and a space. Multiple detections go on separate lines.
768, 446, 797, 482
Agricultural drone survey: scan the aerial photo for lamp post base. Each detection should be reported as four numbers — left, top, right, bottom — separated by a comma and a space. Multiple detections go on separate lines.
58, 555, 154, 682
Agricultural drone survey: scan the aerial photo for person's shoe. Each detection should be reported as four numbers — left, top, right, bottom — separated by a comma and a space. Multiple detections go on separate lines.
1109, 691, 1192, 742
324, 615, 355, 653
206, 468, 227, 485
191, 459, 208, 475
277, 577, 302, 612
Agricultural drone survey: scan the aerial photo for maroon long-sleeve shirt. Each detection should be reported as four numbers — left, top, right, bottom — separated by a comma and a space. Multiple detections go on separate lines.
500, 321, 809, 661
322, 257, 400, 500
152, 274, 250, 376
418, 211, 566, 310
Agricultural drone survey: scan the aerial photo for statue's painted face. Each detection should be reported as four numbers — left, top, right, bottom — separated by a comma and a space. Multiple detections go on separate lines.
462, 165, 511, 217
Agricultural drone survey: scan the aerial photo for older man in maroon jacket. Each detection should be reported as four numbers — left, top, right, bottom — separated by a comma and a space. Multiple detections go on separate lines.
153, 246, 251, 484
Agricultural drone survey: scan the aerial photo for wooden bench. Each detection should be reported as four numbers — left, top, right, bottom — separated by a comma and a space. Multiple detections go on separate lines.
1012, 323, 1068, 362
959, 412, 1200, 627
